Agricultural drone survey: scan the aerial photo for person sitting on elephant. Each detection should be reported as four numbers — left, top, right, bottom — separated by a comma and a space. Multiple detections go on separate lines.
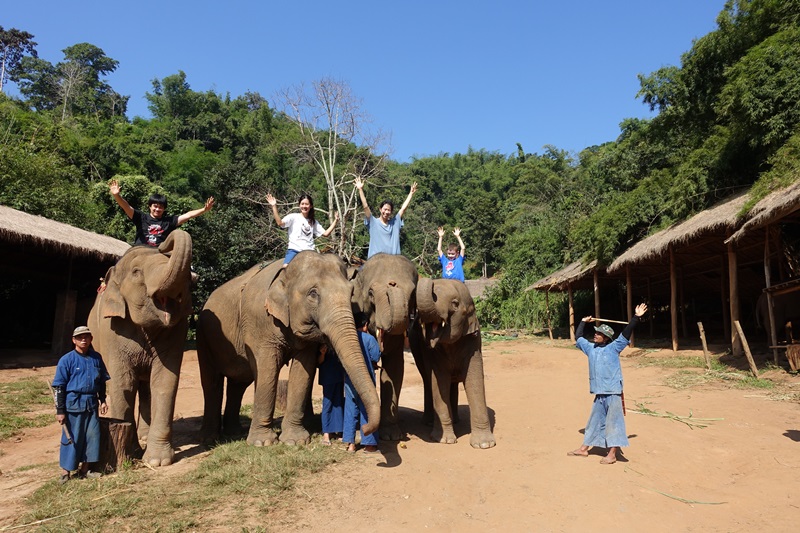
266, 193, 339, 266
355, 176, 418, 259
109, 179, 215, 247
52, 326, 110, 484
318, 343, 344, 445
344, 313, 382, 454
568, 303, 647, 465
437, 226, 466, 282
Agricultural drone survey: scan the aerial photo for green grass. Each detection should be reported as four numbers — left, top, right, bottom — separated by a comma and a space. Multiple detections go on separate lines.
0, 377, 54, 440
18, 436, 348, 531
638, 355, 778, 391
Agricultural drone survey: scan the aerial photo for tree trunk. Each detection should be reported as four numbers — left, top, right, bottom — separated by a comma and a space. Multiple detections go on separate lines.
99, 418, 136, 473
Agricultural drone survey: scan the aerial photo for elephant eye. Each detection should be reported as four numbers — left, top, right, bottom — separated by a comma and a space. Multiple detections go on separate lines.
308, 288, 319, 301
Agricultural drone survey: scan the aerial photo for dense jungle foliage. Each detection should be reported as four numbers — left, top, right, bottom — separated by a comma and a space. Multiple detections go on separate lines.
1, 0, 799, 330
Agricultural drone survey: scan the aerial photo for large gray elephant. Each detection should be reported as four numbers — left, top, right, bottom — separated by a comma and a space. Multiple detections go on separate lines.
409, 277, 495, 449
351, 253, 418, 441
88, 230, 193, 466
756, 291, 800, 344
197, 251, 380, 446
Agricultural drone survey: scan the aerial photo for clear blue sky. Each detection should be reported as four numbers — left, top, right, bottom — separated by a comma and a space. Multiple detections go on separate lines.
4, 1, 726, 163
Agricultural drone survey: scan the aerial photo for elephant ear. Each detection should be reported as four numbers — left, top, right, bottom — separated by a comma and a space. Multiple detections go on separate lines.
100, 266, 126, 319
457, 283, 480, 336
264, 268, 290, 328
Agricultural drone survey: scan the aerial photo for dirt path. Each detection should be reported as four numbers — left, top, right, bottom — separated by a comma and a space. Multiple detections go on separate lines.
2, 339, 800, 531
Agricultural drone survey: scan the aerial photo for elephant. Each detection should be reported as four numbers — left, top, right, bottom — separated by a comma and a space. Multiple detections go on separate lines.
197, 251, 380, 446
756, 291, 800, 344
409, 277, 495, 449
351, 253, 418, 441
88, 229, 193, 466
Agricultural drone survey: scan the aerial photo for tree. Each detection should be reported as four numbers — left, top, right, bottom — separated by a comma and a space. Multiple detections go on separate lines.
0, 26, 37, 93
275, 77, 390, 258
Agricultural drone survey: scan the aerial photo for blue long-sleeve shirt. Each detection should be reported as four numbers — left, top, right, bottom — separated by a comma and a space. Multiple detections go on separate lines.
575, 317, 639, 394
52, 349, 110, 413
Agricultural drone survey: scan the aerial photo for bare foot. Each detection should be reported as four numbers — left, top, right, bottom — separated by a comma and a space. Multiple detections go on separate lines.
346, 443, 356, 453
567, 448, 589, 457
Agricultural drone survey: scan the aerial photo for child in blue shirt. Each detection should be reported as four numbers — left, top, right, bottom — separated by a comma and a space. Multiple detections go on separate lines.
437, 226, 466, 282
343, 313, 381, 453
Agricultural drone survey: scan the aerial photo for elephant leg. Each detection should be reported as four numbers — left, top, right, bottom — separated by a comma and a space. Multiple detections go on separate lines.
450, 382, 460, 425
222, 379, 251, 436
143, 352, 182, 466
379, 334, 406, 441
137, 380, 152, 443
461, 343, 495, 449
279, 348, 315, 445
430, 363, 457, 444
104, 355, 138, 424
409, 333, 434, 425
247, 349, 280, 447
198, 339, 224, 442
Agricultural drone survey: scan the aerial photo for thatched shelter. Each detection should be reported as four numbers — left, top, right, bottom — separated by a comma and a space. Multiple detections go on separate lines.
0, 205, 129, 356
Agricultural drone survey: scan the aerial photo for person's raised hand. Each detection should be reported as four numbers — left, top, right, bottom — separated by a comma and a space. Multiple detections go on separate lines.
437, 226, 445, 237
204, 197, 215, 212
354, 177, 364, 190
582, 316, 593, 322
109, 179, 120, 196
453, 227, 461, 237
635, 303, 648, 317
266, 193, 277, 206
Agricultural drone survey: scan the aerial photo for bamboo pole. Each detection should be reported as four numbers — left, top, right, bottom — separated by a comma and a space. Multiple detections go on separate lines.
627, 265, 634, 348
545, 290, 553, 340
727, 233, 743, 356
733, 320, 758, 378
593, 269, 600, 323
568, 283, 575, 342
720, 255, 730, 343
764, 225, 779, 364
670, 245, 678, 352
697, 322, 711, 370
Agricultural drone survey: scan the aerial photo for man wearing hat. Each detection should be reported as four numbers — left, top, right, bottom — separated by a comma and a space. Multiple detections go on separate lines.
52, 326, 110, 483
567, 303, 648, 464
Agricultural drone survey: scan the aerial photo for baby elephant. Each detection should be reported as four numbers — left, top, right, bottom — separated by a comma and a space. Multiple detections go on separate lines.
410, 277, 495, 449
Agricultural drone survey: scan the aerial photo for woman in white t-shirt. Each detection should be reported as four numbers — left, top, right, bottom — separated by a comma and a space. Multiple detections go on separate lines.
267, 193, 339, 265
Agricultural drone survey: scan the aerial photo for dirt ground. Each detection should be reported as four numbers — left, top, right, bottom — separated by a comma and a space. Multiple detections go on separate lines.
1, 338, 800, 532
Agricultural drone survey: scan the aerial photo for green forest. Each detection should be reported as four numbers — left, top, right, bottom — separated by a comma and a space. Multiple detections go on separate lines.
2, 0, 799, 330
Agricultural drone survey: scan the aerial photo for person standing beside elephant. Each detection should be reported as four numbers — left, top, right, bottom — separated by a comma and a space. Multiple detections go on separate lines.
266, 193, 339, 266
317, 343, 344, 445
343, 313, 382, 453
52, 326, 110, 483
437, 226, 466, 282
109, 179, 215, 247
568, 303, 647, 465
355, 176, 418, 258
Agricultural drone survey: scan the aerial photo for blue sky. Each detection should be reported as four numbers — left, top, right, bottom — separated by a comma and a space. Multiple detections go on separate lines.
4, 1, 726, 163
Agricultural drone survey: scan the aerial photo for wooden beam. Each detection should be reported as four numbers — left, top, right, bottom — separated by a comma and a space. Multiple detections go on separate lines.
626, 265, 634, 347
727, 233, 743, 356
720, 255, 730, 342
764, 225, 779, 364
670, 245, 678, 352
568, 283, 575, 342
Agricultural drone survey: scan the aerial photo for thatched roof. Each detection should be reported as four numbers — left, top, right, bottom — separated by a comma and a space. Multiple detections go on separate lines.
726, 179, 800, 243
528, 259, 598, 292
464, 277, 499, 299
607, 192, 749, 274
0, 205, 130, 262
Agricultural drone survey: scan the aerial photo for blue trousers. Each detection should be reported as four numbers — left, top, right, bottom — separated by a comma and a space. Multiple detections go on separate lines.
583, 394, 629, 448
321, 382, 344, 434
343, 382, 377, 446
60, 410, 101, 471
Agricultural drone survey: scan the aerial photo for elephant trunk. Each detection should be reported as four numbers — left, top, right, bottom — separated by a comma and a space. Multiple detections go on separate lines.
373, 283, 410, 336
152, 230, 192, 296
416, 278, 439, 323
324, 306, 381, 435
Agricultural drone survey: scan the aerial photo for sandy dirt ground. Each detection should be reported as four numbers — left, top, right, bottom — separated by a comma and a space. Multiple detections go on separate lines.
1, 338, 800, 532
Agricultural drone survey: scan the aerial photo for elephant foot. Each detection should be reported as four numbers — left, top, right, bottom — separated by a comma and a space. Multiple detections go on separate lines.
278, 426, 310, 446
432, 427, 458, 444
143, 442, 175, 466
470, 430, 496, 449
379, 422, 404, 441
246, 427, 278, 447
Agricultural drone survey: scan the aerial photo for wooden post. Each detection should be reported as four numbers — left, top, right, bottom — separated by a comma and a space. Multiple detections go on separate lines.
626, 265, 634, 348
697, 322, 711, 370
670, 245, 679, 352
734, 320, 759, 378
720, 255, 730, 343
99, 419, 136, 473
764, 225, 779, 364
679, 266, 687, 340
568, 283, 575, 342
648, 277, 654, 338
728, 234, 743, 356
593, 269, 600, 323
545, 291, 554, 340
